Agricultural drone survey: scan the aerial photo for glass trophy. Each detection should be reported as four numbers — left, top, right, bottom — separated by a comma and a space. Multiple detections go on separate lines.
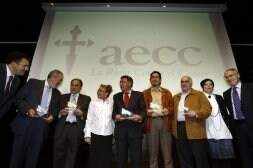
36, 105, 48, 117
65, 101, 77, 111
121, 108, 133, 119
150, 102, 162, 113
179, 106, 189, 113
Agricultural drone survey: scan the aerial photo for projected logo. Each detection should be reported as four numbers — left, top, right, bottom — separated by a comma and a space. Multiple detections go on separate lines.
54, 25, 203, 75
54, 25, 94, 73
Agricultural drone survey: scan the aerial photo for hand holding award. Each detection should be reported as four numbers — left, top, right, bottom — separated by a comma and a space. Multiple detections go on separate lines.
121, 108, 133, 119
65, 101, 77, 111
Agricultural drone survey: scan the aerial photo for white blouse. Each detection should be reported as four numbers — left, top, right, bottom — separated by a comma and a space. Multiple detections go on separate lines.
84, 98, 114, 137
204, 93, 232, 139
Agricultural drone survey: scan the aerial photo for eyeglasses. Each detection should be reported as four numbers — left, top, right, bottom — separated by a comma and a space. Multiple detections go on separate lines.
181, 80, 190, 83
224, 73, 236, 80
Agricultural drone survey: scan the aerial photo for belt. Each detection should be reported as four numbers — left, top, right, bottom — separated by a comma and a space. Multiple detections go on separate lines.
152, 116, 164, 119
177, 121, 185, 125
234, 119, 246, 123
65, 121, 77, 125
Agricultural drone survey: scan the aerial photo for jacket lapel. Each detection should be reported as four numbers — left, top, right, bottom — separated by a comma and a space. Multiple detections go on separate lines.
38, 80, 46, 104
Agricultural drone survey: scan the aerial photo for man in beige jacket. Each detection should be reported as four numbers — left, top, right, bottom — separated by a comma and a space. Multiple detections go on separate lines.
172, 76, 211, 168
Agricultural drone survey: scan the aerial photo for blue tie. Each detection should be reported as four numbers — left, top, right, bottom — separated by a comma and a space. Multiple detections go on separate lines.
71, 94, 76, 103
232, 87, 244, 120
41, 86, 51, 109
66, 94, 77, 123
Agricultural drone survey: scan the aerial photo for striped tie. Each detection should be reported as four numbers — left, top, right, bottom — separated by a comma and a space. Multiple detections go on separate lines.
232, 87, 245, 120
4, 76, 13, 96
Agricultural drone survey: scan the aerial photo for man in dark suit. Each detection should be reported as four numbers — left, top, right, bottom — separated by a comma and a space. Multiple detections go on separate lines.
223, 68, 253, 168
0, 51, 30, 168
112, 75, 146, 168
0, 51, 30, 120
53, 78, 91, 168
9, 69, 64, 168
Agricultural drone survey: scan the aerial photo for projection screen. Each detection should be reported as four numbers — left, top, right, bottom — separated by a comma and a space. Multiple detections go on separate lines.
29, 3, 236, 99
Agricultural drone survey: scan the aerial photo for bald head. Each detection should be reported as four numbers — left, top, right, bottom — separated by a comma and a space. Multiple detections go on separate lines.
180, 76, 192, 93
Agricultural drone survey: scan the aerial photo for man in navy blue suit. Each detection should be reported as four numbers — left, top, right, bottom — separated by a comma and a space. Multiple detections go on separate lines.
9, 69, 64, 168
0, 51, 30, 168
223, 68, 253, 168
0, 51, 30, 120
112, 75, 146, 168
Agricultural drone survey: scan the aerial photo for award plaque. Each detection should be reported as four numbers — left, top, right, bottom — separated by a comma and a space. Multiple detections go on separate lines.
121, 108, 133, 119
179, 106, 189, 113
150, 102, 162, 113
65, 101, 77, 111
36, 105, 48, 117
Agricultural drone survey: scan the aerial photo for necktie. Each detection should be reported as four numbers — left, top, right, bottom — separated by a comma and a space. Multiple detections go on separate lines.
41, 86, 51, 109
72, 94, 77, 103
232, 87, 244, 120
66, 94, 77, 123
4, 76, 13, 96
124, 92, 129, 108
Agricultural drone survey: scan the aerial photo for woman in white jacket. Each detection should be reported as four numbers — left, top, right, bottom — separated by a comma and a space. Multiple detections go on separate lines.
200, 78, 235, 168
84, 84, 114, 168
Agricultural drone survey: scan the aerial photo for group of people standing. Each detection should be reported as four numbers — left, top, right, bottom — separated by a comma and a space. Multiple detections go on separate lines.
1, 51, 253, 168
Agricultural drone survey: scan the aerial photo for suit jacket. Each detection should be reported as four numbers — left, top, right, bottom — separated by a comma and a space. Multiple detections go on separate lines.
143, 87, 174, 133
10, 78, 61, 139
214, 94, 232, 131
112, 90, 146, 139
223, 82, 253, 136
54, 93, 91, 140
172, 88, 212, 139
0, 63, 21, 119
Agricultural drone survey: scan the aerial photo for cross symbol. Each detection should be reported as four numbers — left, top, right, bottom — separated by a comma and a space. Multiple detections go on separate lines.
54, 25, 94, 73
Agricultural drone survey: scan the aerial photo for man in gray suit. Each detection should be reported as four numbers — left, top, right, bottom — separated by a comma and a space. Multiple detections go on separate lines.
53, 78, 91, 168
9, 69, 63, 168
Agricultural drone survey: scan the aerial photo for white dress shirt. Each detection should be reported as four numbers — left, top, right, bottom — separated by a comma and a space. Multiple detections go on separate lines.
177, 91, 189, 121
65, 93, 79, 123
5, 64, 14, 89
84, 98, 114, 137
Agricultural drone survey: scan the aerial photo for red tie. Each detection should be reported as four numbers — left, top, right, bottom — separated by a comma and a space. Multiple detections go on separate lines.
124, 92, 129, 108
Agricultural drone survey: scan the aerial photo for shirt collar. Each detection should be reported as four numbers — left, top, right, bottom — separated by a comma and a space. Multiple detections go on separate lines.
203, 92, 213, 98
6, 64, 14, 77
234, 82, 241, 89
71, 93, 79, 97
98, 97, 109, 103
181, 89, 191, 96
124, 89, 132, 94
151, 87, 162, 92
45, 80, 50, 88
